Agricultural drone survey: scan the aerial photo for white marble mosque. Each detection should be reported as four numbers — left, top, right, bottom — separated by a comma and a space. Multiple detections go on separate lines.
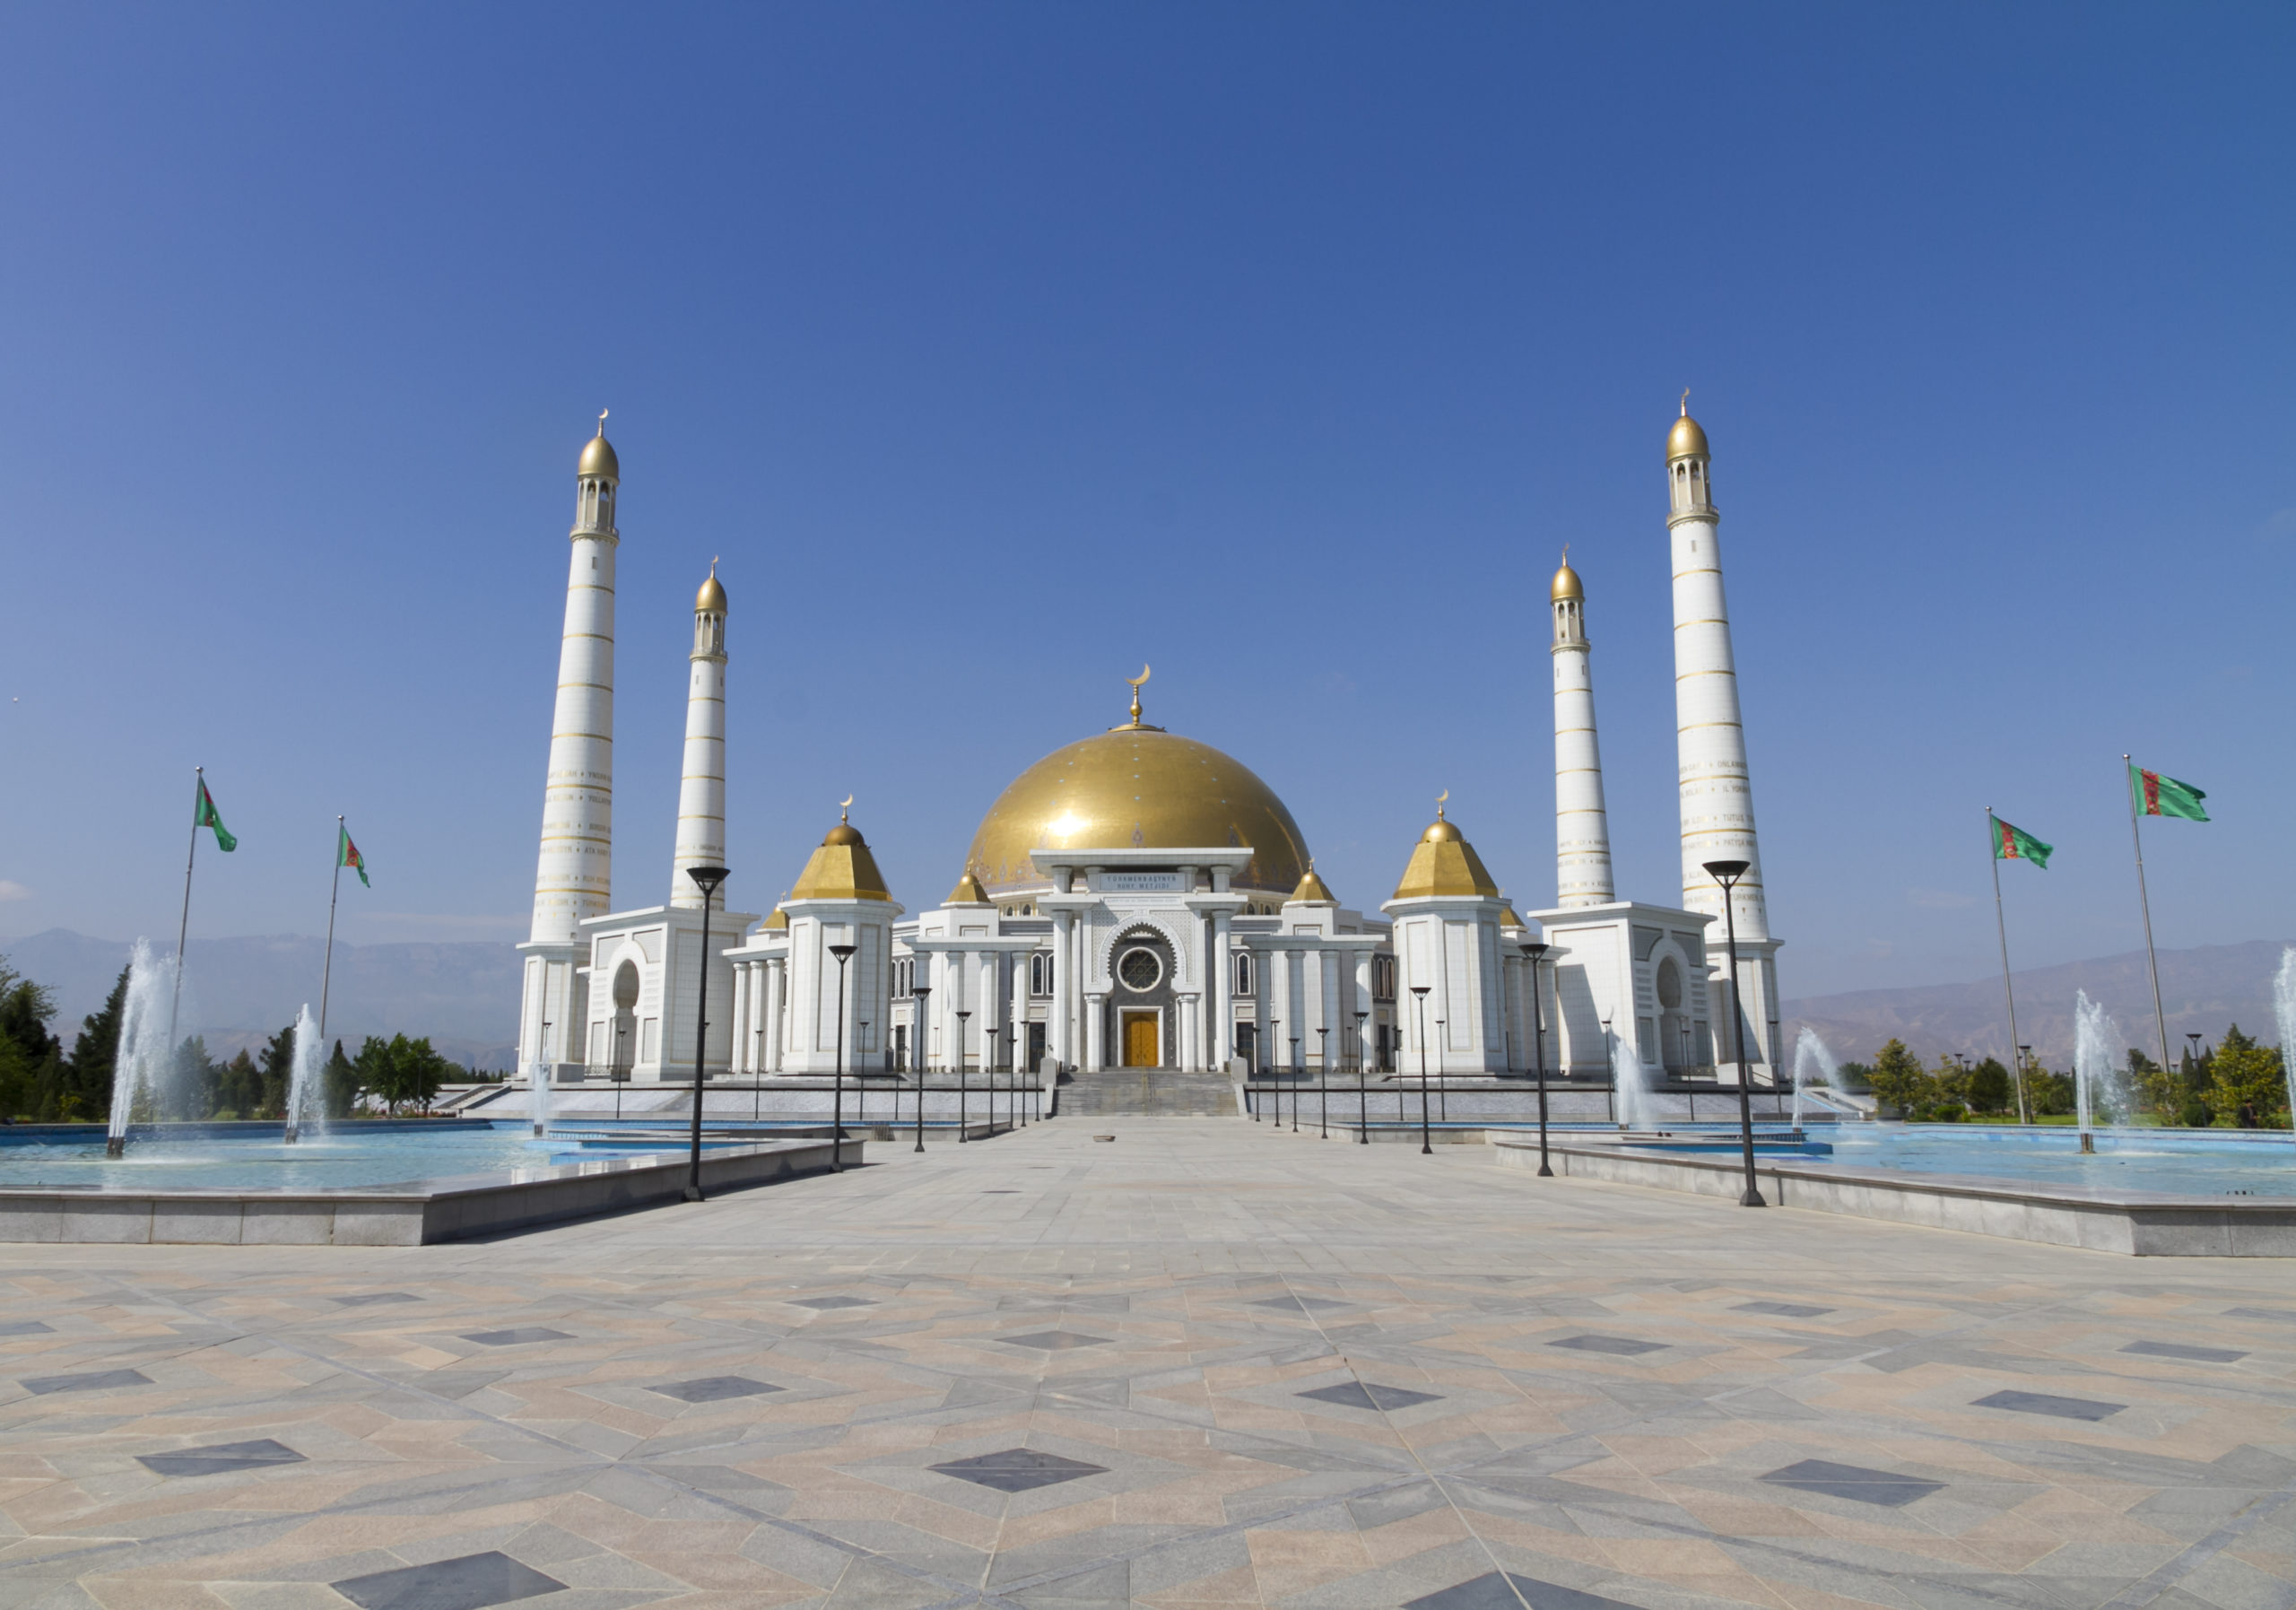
513, 401, 1782, 1090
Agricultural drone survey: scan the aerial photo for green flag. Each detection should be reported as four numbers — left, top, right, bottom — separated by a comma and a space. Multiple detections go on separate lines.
2129, 764, 2209, 822
193, 777, 238, 852
337, 823, 370, 888
1990, 813, 2052, 868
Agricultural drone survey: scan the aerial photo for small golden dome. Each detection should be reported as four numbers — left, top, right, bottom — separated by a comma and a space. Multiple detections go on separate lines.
1288, 864, 1337, 905
1393, 805, 1500, 901
790, 819, 891, 901
1499, 905, 1526, 929
696, 560, 726, 614
1551, 561, 1583, 603
1666, 404, 1709, 461
578, 418, 620, 481
947, 871, 988, 904
760, 901, 788, 931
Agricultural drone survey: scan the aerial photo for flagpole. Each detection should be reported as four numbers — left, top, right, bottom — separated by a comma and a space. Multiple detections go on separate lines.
167, 767, 203, 1063
2123, 753, 2173, 1075
1987, 809, 2030, 1126
319, 817, 344, 1044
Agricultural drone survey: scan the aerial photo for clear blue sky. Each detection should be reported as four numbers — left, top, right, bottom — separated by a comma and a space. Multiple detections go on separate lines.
2, 4, 2290, 999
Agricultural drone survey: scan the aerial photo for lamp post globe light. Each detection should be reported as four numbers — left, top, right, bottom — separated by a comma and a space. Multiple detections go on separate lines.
1341, 1010, 1359, 1134
1410, 985, 1432, 1155
1701, 858, 1765, 1208
1526, 940, 1552, 1177
827, 944, 857, 1173
910, 983, 931, 1152
955, 1010, 970, 1143
683, 864, 730, 1203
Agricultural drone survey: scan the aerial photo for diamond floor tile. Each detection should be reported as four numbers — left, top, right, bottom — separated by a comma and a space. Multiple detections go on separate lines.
647, 1374, 782, 1402
1547, 1333, 1666, 1354
929, 1447, 1111, 1492
1761, 1457, 1946, 1507
331, 1550, 566, 1610
1973, 1388, 2126, 1421
136, 1438, 306, 1477
1297, 1379, 1445, 1411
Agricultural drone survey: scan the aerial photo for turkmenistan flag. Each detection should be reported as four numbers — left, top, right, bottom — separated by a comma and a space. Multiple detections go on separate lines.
2130, 763, 2209, 822
1990, 813, 2052, 868
194, 777, 237, 852
338, 823, 370, 888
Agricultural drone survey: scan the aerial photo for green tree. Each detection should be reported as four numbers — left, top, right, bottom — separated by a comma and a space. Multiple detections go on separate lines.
356, 1034, 451, 1116
2124, 1048, 2178, 1123
59, 967, 130, 1122
2028, 1064, 2075, 1116
1930, 1054, 1972, 1110
1834, 1061, 1874, 1092
2208, 1024, 2288, 1127
257, 1023, 296, 1118
213, 1049, 259, 1118
1866, 1039, 1931, 1117
324, 1039, 361, 1118
1968, 1057, 2011, 1113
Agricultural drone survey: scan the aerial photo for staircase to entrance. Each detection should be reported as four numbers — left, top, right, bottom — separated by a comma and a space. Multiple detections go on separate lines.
1055, 1068, 1239, 1118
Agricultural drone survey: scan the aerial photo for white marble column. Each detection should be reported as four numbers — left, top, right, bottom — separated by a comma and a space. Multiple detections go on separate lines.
1251, 948, 1269, 1075
1049, 912, 1074, 1071
1085, 993, 1106, 1071
1318, 951, 1340, 1068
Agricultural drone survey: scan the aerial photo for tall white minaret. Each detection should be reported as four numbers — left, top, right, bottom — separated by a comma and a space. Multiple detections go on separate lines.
1668, 395, 1779, 1078
516, 413, 620, 1074
670, 561, 728, 904
1550, 550, 1614, 907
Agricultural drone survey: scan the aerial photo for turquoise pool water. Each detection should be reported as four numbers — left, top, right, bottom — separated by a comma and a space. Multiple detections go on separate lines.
0, 1123, 753, 1191
1815, 1125, 2295, 1197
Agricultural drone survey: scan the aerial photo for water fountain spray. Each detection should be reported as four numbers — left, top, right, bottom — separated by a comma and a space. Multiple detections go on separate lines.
1610, 1020, 1649, 1131
104, 939, 176, 1157
283, 1004, 326, 1144
1791, 1025, 1839, 1131
2072, 990, 2125, 1154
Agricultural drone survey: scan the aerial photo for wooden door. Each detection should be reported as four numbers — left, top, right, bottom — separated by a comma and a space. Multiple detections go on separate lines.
1122, 1014, 1159, 1067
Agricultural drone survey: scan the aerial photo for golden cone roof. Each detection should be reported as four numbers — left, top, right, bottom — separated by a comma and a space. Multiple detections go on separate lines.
789, 818, 893, 902
947, 871, 989, 904
1499, 905, 1526, 928
1288, 864, 1336, 904
1391, 805, 1500, 900
578, 420, 620, 481
965, 703, 1308, 897
760, 901, 788, 931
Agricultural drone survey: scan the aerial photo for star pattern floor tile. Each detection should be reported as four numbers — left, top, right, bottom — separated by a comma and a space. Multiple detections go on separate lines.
4, 1118, 2292, 1609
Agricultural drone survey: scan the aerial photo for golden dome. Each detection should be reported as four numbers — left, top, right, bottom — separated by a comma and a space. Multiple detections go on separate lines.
965, 726, 1309, 897
696, 560, 726, 614
759, 901, 788, 932
947, 871, 988, 904
1499, 905, 1526, 929
1666, 405, 1709, 461
1288, 864, 1337, 905
789, 819, 892, 902
1392, 807, 1500, 901
578, 418, 620, 481
1551, 560, 1583, 603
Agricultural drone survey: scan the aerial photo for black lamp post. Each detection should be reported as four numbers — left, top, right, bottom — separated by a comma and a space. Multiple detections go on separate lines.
1434, 1021, 1446, 1125
955, 1009, 970, 1142
1354, 1009, 1370, 1143
1701, 858, 1765, 1207
683, 864, 729, 1202
615, 1021, 628, 1122
1411, 985, 1432, 1154
911, 982, 930, 1151
535, 1018, 552, 1138
1317, 1026, 1330, 1137
1526, 940, 1552, 1176
827, 943, 856, 1172
1267, 1017, 1279, 1129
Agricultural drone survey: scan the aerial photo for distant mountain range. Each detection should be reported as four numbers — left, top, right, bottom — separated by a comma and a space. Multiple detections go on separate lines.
0, 929, 522, 1071
5, 927, 2290, 1076
1783, 938, 2295, 1070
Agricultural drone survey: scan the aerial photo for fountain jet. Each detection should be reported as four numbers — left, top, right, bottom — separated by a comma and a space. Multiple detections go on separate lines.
104, 940, 177, 1158
1791, 1025, 1839, 1130
283, 1005, 326, 1144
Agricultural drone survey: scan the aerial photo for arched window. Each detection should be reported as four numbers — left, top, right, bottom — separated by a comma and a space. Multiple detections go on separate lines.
1232, 952, 1254, 997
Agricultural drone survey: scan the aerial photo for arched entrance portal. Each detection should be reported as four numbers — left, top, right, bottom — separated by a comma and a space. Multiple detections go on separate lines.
1109, 930, 1173, 1068
610, 962, 639, 1075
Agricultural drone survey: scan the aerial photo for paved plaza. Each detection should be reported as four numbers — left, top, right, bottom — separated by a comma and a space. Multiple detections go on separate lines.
4, 1121, 2292, 1610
